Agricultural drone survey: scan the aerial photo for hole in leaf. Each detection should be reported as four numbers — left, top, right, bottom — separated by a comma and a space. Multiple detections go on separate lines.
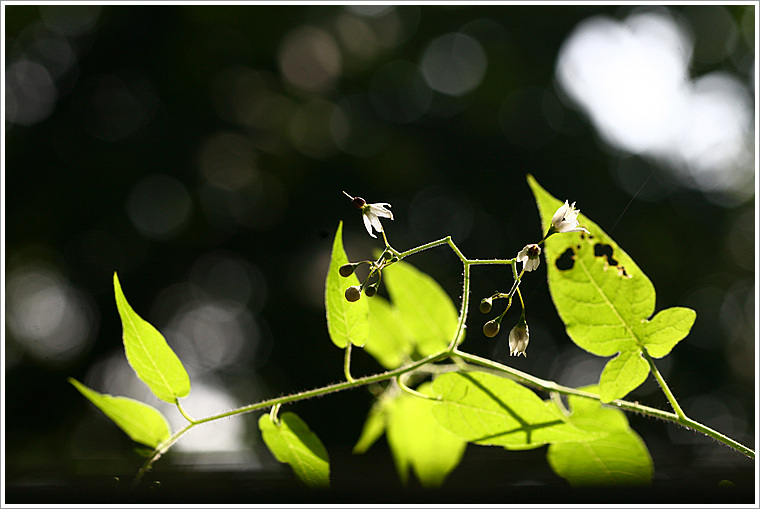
593, 243, 619, 266
556, 247, 575, 270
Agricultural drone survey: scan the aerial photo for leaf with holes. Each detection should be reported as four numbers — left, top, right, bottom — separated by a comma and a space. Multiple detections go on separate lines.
259, 412, 330, 488
527, 175, 696, 402
114, 273, 190, 403
547, 386, 653, 486
69, 378, 171, 449
432, 371, 600, 449
325, 221, 369, 348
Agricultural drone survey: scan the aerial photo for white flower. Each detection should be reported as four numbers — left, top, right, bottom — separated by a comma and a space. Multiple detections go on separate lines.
516, 243, 542, 272
344, 191, 394, 238
508, 320, 529, 357
550, 200, 589, 235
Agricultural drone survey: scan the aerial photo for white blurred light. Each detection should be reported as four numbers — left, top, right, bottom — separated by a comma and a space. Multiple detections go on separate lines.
166, 300, 258, 374
6, 265, 97, 365
420, 32, 488, 96
556, 11, 754, 197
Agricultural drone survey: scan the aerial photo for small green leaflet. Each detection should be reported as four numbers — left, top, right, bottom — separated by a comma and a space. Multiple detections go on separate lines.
383, 260, 458, 356
546, 386, 653, 486
325, 221, 369, 348
527, 175, 696, 402
114, 273, 191, 403
432, 371, 599, 448
386, 382, 467, 487
259, 412, 330, 488
69, 378, 171, 449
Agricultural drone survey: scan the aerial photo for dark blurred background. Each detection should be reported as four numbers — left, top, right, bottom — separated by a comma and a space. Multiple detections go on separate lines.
4, 3, 756, 504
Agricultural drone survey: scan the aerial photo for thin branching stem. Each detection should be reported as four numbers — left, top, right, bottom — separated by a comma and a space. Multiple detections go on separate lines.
135, 230, 754, 485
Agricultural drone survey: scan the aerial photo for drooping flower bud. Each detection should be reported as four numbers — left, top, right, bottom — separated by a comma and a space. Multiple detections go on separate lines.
345, 285, 362, 302
364, 284, 378, 297
483, 319, 500, 338
479, 297, 493, 314
339, 263, 356, 277
508, 319, 530, 357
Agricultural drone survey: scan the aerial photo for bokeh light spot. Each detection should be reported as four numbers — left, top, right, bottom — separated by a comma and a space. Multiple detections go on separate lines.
278, 26, 342, 93
6, 265, 97, 366
5, 59, 57, 126
127, 174, 192, 240
369, 60, 432, 123
420, 32, 487, 97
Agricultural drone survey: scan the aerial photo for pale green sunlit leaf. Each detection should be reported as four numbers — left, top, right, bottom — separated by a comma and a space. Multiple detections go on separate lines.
527, 175, 696, 402
69, 377, 171, 449
432, 371, 599, 449
113, 272, 190, 403
383, 260, 458, 356
386, 382, 466, 488
325, 221, 369, 348
364, 296, 415, 369
547, 385, 653, 486
259, 412, 330, 488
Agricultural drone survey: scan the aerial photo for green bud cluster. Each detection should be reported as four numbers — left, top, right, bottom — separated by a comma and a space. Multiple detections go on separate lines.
341, 249, 401, 302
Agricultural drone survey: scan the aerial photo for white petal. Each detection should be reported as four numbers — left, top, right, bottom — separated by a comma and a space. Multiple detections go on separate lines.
369, 213, 384, 233
362, 213, 377, 238
552, 201, 570, 226
369, 203, 393, 220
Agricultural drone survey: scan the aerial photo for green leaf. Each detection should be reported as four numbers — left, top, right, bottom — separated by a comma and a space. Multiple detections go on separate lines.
364, 296, 415, 369
325, 221, 369, 348
386, 383, 467, 488
383, 260, 458, 356
259, 412, 330, 488
527, 175, 696, 402
547, 386, 653, 486
113, 273, 191, 403
68, 377, 171, 449
432, 371, 599, 449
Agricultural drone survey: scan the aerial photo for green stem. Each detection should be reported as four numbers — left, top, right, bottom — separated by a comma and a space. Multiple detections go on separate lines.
175, 400, 197, 424
134, 349, 451, 484
136, 231, 754, 485
641, 347, 686, 420
451, 349, 754, 459
344, 343, 354, 382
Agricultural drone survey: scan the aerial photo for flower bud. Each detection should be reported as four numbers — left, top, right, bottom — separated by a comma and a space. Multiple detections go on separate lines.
479, 297, 493, 314
483, 319, 500, 338
339, 263, 356, 277
364, 285, 377, 297
345, 285, 362, 302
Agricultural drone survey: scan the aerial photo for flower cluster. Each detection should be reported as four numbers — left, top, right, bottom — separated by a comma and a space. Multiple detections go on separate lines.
339, 192, 399, 302
478, 199, 589, 358
341, 192, 588, 360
